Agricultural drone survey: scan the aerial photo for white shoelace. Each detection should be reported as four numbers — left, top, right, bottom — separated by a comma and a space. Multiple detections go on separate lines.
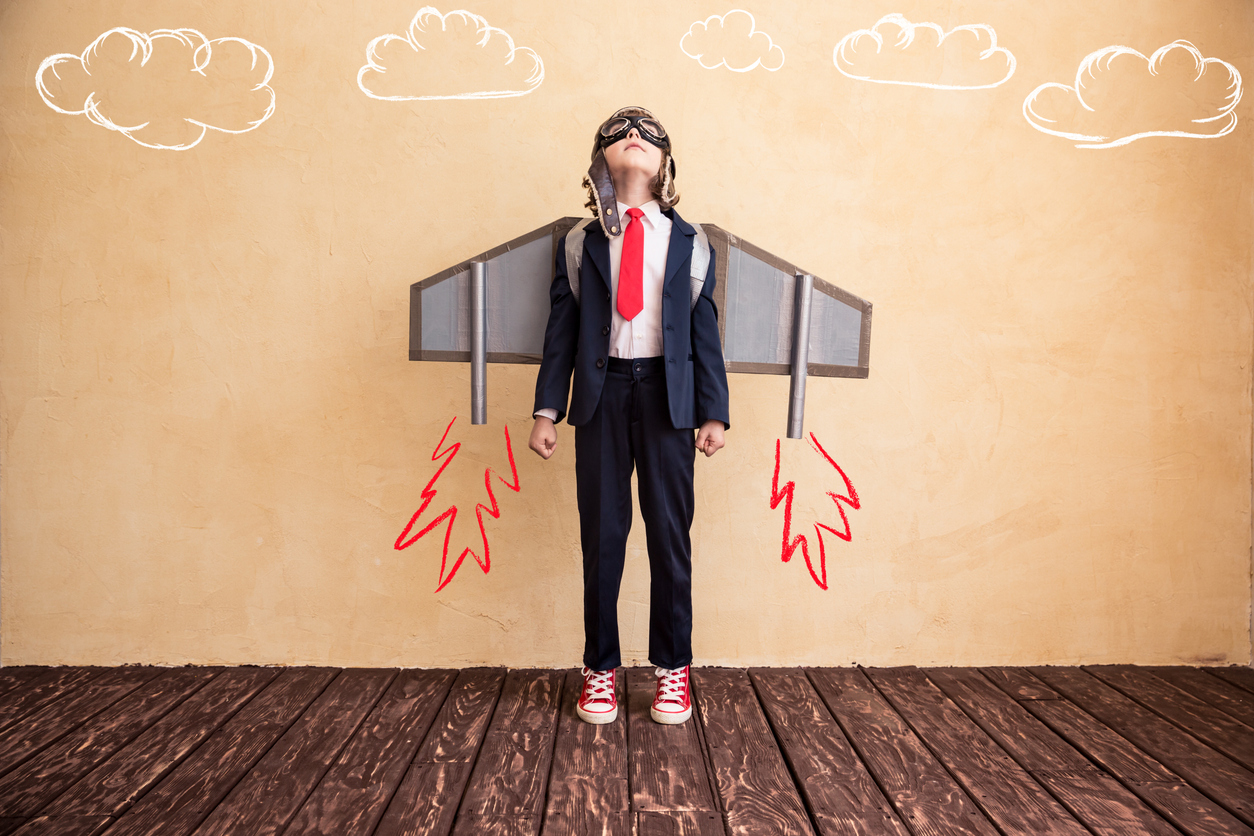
654, 667, 688, 705
582, 668, 615, 705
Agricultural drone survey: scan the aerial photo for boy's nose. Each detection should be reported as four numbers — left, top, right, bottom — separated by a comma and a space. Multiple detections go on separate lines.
627, 127, 641, 139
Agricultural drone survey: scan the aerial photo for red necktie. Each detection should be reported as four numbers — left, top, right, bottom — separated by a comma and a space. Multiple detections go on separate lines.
617, 207, 644, 321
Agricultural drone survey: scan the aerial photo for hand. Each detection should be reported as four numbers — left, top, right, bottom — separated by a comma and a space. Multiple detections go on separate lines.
695, 420, 725, 458
529, 416, 558, 459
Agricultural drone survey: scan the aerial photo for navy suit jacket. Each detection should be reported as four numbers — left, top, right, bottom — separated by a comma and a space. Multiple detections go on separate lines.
533, 207, 731, 430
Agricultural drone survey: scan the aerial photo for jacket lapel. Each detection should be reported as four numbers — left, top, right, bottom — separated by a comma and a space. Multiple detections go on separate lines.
583, 222, 612, 294
663, 209, 696, 297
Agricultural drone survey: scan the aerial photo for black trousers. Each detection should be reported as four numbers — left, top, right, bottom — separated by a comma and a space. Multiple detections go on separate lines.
575, 356, 695, 671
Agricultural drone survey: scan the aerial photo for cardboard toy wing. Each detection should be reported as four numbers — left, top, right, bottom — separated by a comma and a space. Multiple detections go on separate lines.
409, 217, 872, 437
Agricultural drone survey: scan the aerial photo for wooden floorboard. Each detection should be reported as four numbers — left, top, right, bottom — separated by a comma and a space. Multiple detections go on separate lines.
0, 663, 1248, 836
451, 668, 564, 836
540, 669, 630, 836
693, 668, 813, 835
284, 668, 457, 836
47, 667, 276, 817
867, 666, 1089, 835
0, 669, 103, 735
103, 667, 337, 836
374, 667, 505, 836
625, 667, 718, 816
0, 667, 220, 816
0, 668, 51, 704
749, 667, 908, 836
979, 666, 1062, 700
0, 669, 163, 778
1032, 666, 1254, 828
190, 668, 395, 836
925, 667, 1180, 836
10, 817, 112, 836
1206, 666, 1254, 696
635, 811, 725, 835
810, 666, 1003, 836
1147, 666, 1254, 730
1087, 665, 1254, 773
1015, 673, 1253, 836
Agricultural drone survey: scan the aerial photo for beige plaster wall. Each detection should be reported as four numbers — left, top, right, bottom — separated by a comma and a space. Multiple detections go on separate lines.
2, 0, 1251, 668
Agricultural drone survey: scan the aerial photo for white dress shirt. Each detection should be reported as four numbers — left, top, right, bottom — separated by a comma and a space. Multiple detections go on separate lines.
607, 199, 671, 360
535, 200, 672, 422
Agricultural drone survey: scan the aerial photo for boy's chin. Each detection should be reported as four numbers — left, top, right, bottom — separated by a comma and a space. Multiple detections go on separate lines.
610, 163, 659, 182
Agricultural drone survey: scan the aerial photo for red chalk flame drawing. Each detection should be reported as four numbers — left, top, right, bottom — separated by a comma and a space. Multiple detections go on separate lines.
394, 417, 520, 592
769, 433, 861, 590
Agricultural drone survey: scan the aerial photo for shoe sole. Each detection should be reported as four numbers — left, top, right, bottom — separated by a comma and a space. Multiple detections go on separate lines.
650, 705, 692, 724
577, 705, 618, 724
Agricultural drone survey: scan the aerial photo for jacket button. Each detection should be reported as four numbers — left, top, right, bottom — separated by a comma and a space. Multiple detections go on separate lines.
602, 325, 610, 335
596, 358, 605, 369
663, 292, 670, 298
606, 293, 611, 302
666, 324, 673, 331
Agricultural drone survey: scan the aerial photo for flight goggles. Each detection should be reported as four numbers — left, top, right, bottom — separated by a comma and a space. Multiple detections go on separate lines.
597, 113, 669, 151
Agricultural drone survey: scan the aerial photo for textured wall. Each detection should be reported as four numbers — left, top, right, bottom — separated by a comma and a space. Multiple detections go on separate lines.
2, 0, 1251, 667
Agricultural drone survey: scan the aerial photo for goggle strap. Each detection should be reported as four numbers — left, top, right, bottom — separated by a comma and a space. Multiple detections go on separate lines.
587, 150, 622, 238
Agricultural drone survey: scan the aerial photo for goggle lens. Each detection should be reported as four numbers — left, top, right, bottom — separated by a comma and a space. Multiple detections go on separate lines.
599, 115, 668, 148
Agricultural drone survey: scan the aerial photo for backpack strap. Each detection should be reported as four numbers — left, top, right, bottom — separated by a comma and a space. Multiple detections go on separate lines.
689, 223, 710, 311
564, 218, 710, 311
563, 218, 596, 306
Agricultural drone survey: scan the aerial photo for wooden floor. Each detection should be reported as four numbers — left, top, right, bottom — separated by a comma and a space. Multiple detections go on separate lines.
0, 666, 1252, 835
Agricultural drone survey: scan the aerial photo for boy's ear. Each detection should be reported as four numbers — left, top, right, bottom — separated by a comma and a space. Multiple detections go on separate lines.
588, 150, 622, 238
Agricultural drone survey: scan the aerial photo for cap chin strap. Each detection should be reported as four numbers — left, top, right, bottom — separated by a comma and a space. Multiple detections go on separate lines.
587, 150, 621, 238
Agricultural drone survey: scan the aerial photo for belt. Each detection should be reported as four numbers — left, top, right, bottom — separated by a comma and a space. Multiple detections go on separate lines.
607, 356, 664, 375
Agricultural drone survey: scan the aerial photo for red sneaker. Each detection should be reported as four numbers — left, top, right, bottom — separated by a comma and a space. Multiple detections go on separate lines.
577, 667, 618, 724
651, 666, 692, 724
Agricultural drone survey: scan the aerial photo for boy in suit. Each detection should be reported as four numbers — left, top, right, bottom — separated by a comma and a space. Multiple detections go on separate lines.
529, 107, 730, 724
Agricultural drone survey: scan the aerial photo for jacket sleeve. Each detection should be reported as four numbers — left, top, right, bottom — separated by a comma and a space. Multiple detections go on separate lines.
533, 234, 580, 424
691, 243, 731, 429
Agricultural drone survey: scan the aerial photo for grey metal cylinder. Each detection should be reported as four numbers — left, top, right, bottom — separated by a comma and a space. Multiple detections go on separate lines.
786, 273, 814, 439
470, 261, 487, 425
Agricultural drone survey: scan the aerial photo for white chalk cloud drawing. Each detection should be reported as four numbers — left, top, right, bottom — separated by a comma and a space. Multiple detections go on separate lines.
358, 7, 544, 101
680, 10, 784, 73
1023, 41, 1242, 149
36, 28, 275, 151
833, 13, 1015, 90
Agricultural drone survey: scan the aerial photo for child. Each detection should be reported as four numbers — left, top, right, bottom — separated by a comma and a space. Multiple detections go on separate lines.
529, 107, 730, 725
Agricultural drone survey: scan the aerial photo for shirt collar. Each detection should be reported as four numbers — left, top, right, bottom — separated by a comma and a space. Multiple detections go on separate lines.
617, 199, 662, 229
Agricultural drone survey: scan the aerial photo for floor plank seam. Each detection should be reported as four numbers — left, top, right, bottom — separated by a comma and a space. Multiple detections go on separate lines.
124, 667, 284, 820
1031, 667, 1254, 833
442, 669, 509, 836
0, 668, 164, 787
1087, 665, 1254, 763
360, 672, 458, 836
55, 667, 230, 821
277, 668, 402, 836
859, 667, 1011, 836
801, 667, 924, 836
1016, 693, 1187, 830
534, 670, 569, 836
1205, 667, 1254, 698
938, 669, 1108, 836
1072, 666, 1254, 827
688, 670, 729, 829
177, 667, 346, 836
746, 669, 825, 836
